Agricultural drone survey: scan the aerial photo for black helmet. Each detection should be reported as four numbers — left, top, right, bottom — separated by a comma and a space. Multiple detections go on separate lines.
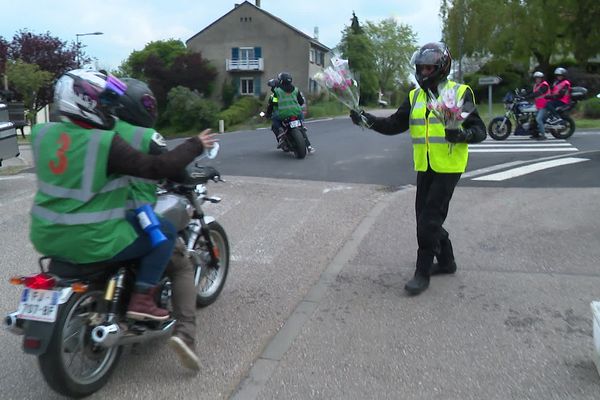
116, 78, 158, 128
411, 42, 452, 91
277, 72, 292, 86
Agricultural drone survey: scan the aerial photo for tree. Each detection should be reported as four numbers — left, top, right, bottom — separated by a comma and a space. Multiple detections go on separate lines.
0, 37, 8, 76
339, 12, 379, 103
6, 30, 82, 112
565, 0, 600, 65
364, 18, 417, 92
118, 39, 187, 79
5, 61, 52, 123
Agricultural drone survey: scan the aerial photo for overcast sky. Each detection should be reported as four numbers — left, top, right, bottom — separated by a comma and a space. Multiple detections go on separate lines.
0, 0, 443, 70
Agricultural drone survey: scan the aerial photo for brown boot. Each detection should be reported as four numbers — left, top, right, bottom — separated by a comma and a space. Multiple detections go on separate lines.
126, 287, 170, 321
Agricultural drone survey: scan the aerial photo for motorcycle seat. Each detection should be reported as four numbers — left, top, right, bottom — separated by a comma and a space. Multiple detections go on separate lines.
48, 258, 124, 281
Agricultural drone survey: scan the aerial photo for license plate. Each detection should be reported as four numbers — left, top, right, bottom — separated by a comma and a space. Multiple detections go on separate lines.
17, 288, 60, 323
289, 120, 301, 128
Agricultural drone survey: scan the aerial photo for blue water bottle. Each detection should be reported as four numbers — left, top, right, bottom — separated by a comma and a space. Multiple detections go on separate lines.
135, 204, 167, 247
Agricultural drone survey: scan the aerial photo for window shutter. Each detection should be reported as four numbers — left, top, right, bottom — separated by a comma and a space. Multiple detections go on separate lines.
254, 47, 262, 58
231, 47, 239, 59
233, 76, 240, 93
254, 77, 261, 96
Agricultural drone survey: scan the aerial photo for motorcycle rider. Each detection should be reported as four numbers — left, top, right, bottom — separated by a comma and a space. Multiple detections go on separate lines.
266, 72, 314, 153
350, 42, 487, 295
544, 67, 571, 124
524, 71, 550, 140
115, 77, 202, 370
30, 69, 215, 322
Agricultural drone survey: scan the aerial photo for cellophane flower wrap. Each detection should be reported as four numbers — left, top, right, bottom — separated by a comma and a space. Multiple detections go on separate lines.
313, 57, 370, 126
427, 85, 474, 153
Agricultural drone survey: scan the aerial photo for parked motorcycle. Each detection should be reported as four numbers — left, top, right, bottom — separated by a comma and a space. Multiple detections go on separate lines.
488, 86, 588, 140
4, 161, 229, 398
260, 112, 310, 159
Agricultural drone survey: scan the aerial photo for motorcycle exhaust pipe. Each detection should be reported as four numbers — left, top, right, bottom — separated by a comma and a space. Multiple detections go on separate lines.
4, 312, 24, 335
92, 319, 176, 348
91, 323, 122, 348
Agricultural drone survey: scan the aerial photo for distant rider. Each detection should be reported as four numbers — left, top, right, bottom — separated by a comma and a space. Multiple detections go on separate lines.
524, 71, 550, 140
544, 67, 571, 124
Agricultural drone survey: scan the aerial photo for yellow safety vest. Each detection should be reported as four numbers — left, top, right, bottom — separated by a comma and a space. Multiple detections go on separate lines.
409, 81, 473, 173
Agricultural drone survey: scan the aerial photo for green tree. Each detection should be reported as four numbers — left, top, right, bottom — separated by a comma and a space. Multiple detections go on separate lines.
364, 18, 418, 92
565, 0, 600, 65
339, 12, 379, 103
5, 60, 52, 123
118, 39, 187, 79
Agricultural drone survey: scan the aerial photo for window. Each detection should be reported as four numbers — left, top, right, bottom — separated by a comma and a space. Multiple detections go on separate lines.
317, 51, 325, 66
240, 78, 254, 95
240, 47, 255, 61
309, 48, 315, 63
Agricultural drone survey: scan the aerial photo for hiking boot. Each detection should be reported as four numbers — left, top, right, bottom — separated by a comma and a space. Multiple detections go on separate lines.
535, 134, 547, 140
169, 335, 200, 371
430, 260, 457, 276
404, 273, 430, 295
126, 287, 170, 321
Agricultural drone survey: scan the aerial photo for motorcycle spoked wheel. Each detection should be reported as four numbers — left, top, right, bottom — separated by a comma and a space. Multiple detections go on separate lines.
38, 290, 122, 398
549, 116, 575, 140
487, 117, 512, 140
194, 221, 230, 307
288, 128, 307, 159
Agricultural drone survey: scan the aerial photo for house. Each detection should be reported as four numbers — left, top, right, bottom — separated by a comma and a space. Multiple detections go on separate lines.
186, 1, 331, 101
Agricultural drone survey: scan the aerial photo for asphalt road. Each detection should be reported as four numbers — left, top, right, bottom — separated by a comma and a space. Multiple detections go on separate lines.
1, 117, 600, 399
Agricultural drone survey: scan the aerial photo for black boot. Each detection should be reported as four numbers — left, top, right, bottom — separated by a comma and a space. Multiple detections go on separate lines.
404, 272, 430, 295
431, 232, 457, 275
430, 260, 457, 275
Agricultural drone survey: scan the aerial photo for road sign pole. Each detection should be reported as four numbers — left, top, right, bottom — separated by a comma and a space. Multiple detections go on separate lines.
488, 85, 493, 119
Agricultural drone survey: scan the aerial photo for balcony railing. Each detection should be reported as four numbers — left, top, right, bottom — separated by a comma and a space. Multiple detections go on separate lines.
226, 58, 264, 71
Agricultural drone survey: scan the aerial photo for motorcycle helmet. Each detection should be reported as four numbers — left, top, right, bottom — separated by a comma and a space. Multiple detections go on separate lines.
54, 69, 126, 130
532, 71, 544, 78
116, 78, 158, 128
277, 72, 293, 86
411, 42, 452, 91
554, 67, 567, 77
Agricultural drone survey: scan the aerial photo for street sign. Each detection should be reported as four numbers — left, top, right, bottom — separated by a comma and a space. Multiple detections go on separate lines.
478, 76, 502, 86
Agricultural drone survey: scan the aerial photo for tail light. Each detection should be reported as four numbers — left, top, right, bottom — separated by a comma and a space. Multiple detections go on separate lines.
9, 273, 57, 290
290, 116, 298, 121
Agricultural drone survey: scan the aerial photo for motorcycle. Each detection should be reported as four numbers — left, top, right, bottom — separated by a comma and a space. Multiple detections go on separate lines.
488, 86, 588, 140
260, 112, 310, 159
4, 160, 230, 398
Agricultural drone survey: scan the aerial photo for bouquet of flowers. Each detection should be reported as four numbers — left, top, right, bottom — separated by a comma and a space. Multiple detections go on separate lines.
313, 57, 370, 126
427, 86, 473, 153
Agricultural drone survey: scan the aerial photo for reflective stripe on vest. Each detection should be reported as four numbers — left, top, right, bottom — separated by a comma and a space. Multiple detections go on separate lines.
274, 87, 302, 119
408, 81, 471, 173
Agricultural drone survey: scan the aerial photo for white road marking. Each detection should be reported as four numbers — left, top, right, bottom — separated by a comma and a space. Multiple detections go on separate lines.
469, 148, 577, 152
472, 157, 589, 181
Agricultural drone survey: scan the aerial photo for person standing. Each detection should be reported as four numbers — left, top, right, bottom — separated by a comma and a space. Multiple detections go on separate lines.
350, 42, 487, 295
525, 71, 550, 140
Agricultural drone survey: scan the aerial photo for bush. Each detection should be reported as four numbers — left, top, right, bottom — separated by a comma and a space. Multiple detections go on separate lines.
162, 86, 220, 133
216, 96, 262, 129
581, 98, 600, 119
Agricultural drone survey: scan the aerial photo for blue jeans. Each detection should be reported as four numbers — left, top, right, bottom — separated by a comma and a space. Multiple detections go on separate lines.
536, 108, 546, 134
108, 212, 177, 289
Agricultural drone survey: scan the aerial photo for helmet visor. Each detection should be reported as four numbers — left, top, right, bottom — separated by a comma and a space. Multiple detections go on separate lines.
410, 47, 443, 67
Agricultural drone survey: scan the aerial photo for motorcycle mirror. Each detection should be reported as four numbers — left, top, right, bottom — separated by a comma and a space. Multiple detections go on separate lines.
597, 93, 600, 99
259, 111, 265, 118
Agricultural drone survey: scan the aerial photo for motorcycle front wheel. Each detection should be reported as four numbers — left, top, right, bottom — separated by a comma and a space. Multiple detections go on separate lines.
288, 128, 307, 159
550, 116, 575, 139
488, 117, 512, 140
194, 221, 230, 307
38, 290, 122, 398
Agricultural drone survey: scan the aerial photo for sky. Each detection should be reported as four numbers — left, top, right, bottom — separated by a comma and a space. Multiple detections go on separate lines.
0, 0, 443, 71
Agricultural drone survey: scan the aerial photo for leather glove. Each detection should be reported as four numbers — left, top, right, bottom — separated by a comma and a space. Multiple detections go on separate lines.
350, 110, 376, 127
445, 128, 472, 143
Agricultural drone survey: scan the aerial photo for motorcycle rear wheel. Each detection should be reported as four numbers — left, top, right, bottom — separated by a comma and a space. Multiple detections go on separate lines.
289, 128, 307, 159
550, 116, 575, 139
38, 290, 122, 398
488, 117, 512, 140
194, 221, 230, 307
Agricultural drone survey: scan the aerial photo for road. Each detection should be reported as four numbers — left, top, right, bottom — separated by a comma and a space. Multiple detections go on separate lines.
1, 116, 600, 399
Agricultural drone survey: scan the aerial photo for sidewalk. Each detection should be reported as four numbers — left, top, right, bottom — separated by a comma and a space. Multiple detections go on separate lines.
232, 184, 600, 399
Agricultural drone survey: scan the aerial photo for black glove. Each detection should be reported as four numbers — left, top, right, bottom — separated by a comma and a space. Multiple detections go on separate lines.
445, 128, 472, 143
350, 110, 375, 127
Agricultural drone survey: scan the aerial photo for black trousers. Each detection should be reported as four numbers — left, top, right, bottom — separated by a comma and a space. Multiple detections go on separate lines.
414, 166, 461, 276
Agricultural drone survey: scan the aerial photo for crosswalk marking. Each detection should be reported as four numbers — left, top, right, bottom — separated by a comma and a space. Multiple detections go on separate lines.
470, 137, 578, 153
472, 157, 589, 181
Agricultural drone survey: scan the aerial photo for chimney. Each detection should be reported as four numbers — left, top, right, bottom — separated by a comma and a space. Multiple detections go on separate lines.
234, 3, 239, 7
313, 27, 319, 40
255, 0, 261, 7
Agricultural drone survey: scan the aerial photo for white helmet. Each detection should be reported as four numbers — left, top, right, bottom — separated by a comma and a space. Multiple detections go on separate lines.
554, 67, 567, 76
532, 71, 544, 78
54, 69, 127, 130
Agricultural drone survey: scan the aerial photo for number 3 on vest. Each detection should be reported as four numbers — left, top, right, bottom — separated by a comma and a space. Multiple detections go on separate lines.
49, 133, 71, 174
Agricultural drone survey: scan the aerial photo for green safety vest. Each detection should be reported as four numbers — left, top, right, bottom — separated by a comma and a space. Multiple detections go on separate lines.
409, 80, 473, 173
30, 122, 137, 263
114, 120, 158, 209
274, 87, 302, 119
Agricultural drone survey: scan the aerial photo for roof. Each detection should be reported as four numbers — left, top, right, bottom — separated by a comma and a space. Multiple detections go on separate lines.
185, 1, 331, 51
